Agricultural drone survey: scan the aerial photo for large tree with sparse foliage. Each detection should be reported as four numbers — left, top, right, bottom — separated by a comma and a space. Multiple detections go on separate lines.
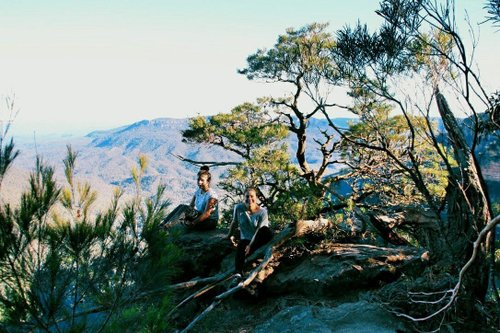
328, 0, 497, 328
239, 23, 341, 189
180, 0, 498, 330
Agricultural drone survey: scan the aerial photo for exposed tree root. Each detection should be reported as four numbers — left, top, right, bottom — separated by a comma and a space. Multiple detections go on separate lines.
392, 214, 500, 323
171, 221, 309, 331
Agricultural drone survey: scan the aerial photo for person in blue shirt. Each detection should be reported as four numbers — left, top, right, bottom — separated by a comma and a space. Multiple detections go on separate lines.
227, 187, 273, 274
162, 166, 219, 230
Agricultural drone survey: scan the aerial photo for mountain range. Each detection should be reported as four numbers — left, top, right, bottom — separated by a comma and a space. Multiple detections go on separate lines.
1, 117, 498, 211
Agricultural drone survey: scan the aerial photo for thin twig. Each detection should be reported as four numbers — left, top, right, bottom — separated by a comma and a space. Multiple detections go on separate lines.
167, 273, 236, 318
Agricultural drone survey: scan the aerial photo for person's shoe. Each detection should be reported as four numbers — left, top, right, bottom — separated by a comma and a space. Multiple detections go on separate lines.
246, 283, 257, 296
229, 273, 243, 288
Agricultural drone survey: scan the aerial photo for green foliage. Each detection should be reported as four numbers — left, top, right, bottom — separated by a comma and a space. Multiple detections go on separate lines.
240, 23, 338, 85
340, 108, 453, 207
484, 0, 500, 27
411, 30, 456, 81
183, 101, 300, 216
187, 23, 347, 225
183, 101, 288, 159
270, 176, 325, 225
0, 148, 178, 331
0, 96, 19, 187
492, 201, 500, 216
239, 22, 342, 192
132, 154, 149, 199
0, 137, 18, 185
332, 0, 495, 325
332, 0, 490, 213
103, 294, 171, 333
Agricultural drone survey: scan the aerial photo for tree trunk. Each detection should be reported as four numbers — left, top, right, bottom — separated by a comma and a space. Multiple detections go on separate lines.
435, 90, 491, 304
295, 125, 313, 181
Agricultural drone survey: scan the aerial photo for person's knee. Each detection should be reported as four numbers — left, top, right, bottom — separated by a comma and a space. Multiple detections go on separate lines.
259, 226, 273, 242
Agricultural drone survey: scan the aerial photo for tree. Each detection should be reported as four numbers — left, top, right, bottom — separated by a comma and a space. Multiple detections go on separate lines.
484, 0, 500, 27
331, 0, 496, 327
0, 96, 19, 189
338, 109, 451, 210
239, 23, 341, 190
182, 101, 305, 219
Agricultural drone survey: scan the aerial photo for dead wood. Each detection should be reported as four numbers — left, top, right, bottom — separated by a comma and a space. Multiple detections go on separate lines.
167, 273, 236, 319
170, 153, 239, 167
393, 214, 500, 322
169, 271, 233, 290
294, 218, 331, 237
179, 247, 274, 333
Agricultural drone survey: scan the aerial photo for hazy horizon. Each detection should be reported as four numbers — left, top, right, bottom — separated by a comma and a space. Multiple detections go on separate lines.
1, 0, 498, 138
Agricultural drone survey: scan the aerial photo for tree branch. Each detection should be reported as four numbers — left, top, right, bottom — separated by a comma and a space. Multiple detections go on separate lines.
170, 153, 240, 167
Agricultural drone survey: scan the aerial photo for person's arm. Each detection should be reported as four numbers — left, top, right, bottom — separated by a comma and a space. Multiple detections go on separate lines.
226, 205, 239, 245
191, 197, 217, 224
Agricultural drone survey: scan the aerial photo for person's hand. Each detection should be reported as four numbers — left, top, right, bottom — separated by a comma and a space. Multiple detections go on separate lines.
245, 245, 251, 256
184, 219, 196, 227
229, 235, 238, 247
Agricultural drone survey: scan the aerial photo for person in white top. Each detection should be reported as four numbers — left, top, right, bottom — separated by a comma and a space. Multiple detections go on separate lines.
161, 166, 219, 230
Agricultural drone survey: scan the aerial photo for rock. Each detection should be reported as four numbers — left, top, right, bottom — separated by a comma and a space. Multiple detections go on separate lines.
264, 244, 424, 296
169, 228, 233, 281
254, 302, 408, 333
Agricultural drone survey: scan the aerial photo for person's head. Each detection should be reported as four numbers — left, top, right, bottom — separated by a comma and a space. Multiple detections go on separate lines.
244, 187, 259, 209
197, 166, 211, 192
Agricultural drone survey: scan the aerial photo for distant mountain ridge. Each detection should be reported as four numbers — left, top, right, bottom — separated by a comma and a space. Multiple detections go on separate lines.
3, 116, 497, 211
6, 118, 235, 209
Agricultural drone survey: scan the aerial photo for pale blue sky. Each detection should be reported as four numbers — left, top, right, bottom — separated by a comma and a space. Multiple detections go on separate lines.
0, 0, 498, 137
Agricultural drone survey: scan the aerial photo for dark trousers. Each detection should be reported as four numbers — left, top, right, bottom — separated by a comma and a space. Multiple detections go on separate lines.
235, 226, 273, 273
161, 204, 195, 226
161, 204, 217, 230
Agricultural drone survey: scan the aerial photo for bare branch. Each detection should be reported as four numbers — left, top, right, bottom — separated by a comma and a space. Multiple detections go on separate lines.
170, 153, 240, 167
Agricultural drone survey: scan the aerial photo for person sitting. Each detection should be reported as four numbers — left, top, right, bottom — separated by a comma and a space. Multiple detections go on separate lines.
161, 166, 219, 230
227, 187, 273, 275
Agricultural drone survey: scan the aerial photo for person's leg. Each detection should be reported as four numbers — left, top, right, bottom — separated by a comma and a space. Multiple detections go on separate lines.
248, 226, 273, 254
161, 204, 190, 227
190, 217, 217, 231
235, 239, 250, 274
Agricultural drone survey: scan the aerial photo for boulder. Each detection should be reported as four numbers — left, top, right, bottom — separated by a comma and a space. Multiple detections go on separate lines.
264, 244, 424, 296
169, 228, 233, 281
254, 302, 408, 333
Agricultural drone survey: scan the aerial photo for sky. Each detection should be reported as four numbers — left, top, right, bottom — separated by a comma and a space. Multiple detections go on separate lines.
0, 0, 498, 138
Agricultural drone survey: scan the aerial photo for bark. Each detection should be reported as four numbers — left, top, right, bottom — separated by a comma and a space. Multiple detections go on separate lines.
369, 215, 410, 246
369, 210, 443, 249
435, 90, 491, 303
295, 122, 315, 183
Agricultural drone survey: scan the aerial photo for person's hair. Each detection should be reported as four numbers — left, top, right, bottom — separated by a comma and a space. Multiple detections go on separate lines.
198, 165, 211, 183
246, 187, 258, 195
